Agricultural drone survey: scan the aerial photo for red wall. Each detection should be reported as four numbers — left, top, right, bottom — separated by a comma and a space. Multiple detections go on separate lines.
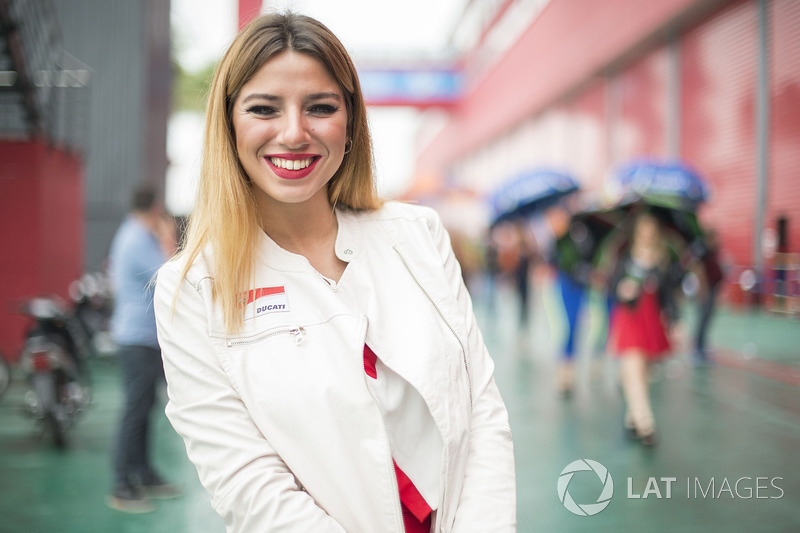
0, 141, 84, 361
769, 0, 800, 255
616, 48, 669, 161
416, 0, 732, 176
681, 0, 759, 267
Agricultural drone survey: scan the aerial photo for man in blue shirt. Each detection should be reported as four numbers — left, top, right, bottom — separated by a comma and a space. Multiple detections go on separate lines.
106, 185, 180, 513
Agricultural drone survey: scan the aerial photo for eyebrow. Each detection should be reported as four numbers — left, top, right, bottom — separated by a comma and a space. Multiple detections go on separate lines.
241, 92, 342, 104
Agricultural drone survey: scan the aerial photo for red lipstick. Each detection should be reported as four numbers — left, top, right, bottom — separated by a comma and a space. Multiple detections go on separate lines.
265, 153, 320, 180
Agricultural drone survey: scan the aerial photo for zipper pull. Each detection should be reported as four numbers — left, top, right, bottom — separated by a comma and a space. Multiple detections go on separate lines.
290, 327, 306, 346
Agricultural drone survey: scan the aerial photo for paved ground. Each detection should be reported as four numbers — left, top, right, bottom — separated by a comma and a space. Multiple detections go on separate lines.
0, 276, 798, 532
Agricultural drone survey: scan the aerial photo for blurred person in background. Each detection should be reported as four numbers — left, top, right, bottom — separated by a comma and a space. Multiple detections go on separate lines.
449, 229, 483, 293
692, 228, 723, 365
772, 216, 790, 312
527, 200, 595, 395
154, 12, 515, 533
549, 207, 589, 396
514, 222, 535, 327
608, 212, 682, 446
483, 229, 500, 316
487, 220, 534, 328
106, 185, 180, 512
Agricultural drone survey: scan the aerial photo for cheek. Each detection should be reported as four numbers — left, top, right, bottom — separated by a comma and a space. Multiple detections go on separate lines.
234, 117, 271, 150
319, 118, 348, 146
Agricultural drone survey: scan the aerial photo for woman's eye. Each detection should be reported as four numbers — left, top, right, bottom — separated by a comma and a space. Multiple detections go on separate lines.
246, 105, 277, 116
308, 104, 339, 116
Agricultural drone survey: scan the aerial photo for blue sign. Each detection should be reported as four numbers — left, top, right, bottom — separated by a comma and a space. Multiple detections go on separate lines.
358, 68, 462, 106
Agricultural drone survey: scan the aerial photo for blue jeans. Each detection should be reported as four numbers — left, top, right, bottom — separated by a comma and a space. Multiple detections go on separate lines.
112, 344, 165, 489
558, 271, 586, 360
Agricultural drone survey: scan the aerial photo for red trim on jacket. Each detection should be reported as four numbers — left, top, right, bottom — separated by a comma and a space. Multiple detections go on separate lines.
363, 345, 433, 532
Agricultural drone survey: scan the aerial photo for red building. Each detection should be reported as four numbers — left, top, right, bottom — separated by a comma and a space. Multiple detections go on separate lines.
413, 0, 800, 308
0, 4, 87, 361
0, 1, 171, 361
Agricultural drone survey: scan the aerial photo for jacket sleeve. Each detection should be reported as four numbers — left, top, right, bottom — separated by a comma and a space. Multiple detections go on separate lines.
426, 213, 517, 532
154, 264, 346, 533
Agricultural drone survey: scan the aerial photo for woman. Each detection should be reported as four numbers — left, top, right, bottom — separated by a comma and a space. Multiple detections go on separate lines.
548, 206, 587, 396
154, 12, 516, 533
608, 212, 680, 446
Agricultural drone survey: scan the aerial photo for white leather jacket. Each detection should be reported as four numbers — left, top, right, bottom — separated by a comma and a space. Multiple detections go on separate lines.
154, 202, 516, 533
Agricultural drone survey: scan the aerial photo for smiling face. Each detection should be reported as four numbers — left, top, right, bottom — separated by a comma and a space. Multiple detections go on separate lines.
232, 50, 348, 216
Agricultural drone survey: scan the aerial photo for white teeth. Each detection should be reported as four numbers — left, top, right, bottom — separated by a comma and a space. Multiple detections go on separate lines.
270, 157, 312, 170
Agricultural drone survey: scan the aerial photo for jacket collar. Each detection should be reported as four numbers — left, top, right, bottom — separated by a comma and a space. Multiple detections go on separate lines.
333, 207, 363, 263
256, 207, 363, 271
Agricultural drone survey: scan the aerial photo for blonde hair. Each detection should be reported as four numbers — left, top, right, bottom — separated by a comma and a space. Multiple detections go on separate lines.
175, 12, 382, 333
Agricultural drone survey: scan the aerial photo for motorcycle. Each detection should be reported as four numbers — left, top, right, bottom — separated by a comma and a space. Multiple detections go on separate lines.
17, 296, 92, 448
69, 272, 116, 359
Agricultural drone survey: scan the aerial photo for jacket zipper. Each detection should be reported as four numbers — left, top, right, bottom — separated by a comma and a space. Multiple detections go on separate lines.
393, 246, 473, 407
224, 326, 306, 348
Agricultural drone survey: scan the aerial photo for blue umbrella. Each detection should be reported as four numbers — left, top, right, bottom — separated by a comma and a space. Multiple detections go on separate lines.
608, 160, 709, 210
489, 168, 579, 226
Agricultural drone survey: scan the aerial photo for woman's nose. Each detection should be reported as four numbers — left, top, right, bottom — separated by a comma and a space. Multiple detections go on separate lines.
277, 110, 311, 148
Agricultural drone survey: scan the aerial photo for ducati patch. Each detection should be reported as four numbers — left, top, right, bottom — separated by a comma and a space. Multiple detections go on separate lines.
243, 286, 290, 320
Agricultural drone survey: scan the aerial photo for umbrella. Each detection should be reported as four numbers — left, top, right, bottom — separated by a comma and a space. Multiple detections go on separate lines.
605, 160, 709, 210
599, 159, 711, 259
489, 168, 579, 227
556, 201, 708, 285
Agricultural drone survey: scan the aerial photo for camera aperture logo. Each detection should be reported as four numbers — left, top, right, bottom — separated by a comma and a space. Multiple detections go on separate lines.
558, 459, 614, 516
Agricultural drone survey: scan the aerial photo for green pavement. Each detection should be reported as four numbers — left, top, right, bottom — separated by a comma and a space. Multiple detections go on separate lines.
706, 306, 800, 366
480, 280, 800, 532
0, 279, 798, 532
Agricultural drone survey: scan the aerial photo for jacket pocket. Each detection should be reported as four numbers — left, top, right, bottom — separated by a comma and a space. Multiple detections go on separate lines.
219, 324, 307, 349
211, 315, 366, 414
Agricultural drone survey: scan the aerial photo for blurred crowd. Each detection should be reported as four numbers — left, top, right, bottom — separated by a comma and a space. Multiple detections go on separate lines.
450, 162, 730, 446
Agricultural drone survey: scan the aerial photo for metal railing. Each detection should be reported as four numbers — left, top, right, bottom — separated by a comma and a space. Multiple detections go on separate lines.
0, 0, 90, 154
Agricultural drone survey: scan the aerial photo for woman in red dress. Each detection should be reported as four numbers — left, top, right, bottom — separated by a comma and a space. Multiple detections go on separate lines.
608, 213, 680, 446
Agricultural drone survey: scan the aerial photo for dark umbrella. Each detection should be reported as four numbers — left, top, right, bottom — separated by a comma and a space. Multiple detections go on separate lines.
603, 159, 709, 248
644, 204, 704, 244
488, 168, 579, 227
557, 200, 708, 285
557, 161, 710, 284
